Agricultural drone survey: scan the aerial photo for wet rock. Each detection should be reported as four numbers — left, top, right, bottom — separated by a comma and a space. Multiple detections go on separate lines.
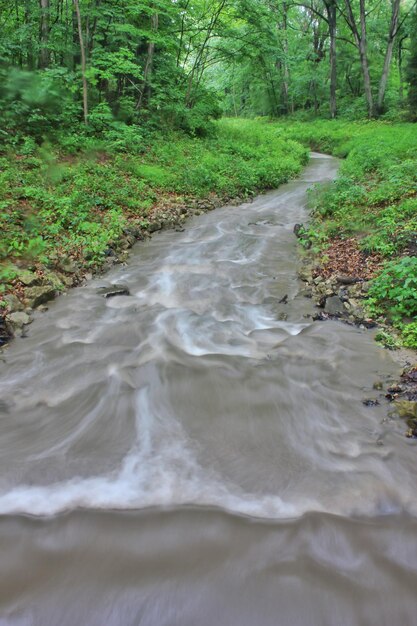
345, 299, 365, 321
316, 294, 327, 308
394, 400, 417, 419
297, 264, 314, 283
278, 312, 288, 321
0, 317, 12, 346
97, 284, 130, 298
59, 259, 78, 274
324, 295, 345, 316
25, 286, 56, 308
148, 222, 162, 233
299, 287, 313, 298
373, 381, 384, 390
402, 367, 417, 383
7, 311, 31, 329
337, 275, 360, 285
313, 311, 330, 321
279, 294, 288, 304
387, 384, 403, 394
362, 319, 377, 329
16, 270, 40, 287
338, 288, 349, 302
362, 398, 379, 407
293, 223, 304, 238
44, 271, 65, 290
3, 294, 24, 313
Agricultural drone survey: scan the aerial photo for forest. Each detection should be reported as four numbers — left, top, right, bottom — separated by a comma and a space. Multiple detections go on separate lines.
1, 0, 417, 348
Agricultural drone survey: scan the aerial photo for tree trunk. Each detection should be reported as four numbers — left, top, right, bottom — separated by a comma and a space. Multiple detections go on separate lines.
344, 0, 374, 117
376, 0, 401, 115
73, 0, 88, 124
281, 2, 290, 114
136, 12, 159, 111
39, 0, 50, 69
326, 0, 337, 118
359, 0, 373, 117
398, 34, 407, 101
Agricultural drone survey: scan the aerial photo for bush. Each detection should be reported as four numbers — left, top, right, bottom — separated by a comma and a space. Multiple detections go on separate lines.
367, 257, 417, 323
402, 322, 417, 349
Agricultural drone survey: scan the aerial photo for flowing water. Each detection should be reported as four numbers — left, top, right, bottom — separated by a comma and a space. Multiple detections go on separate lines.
1, 153, 417, 625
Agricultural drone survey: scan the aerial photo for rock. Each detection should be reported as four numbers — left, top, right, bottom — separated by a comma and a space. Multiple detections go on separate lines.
298, 266, 313, 282
7, 311, 31, 328
148, 222, 162, 233
362, 398, 379, 407
3, 294, 24, 312
0, 317, 13, 346
299, 288, 313, 298
25, 286, 56, 308
394, 400, 417, 419
97, 284, 130, 298
336, 275, 360, 285
387, 384, 403, 394
44, 271, 64, 290
294, 223, 304, 238
315, 294, 327, 308
84, 273, 93, 281
345, 299, 365, 321
373, 381, 384, 390
324, 295, 345, 316
59, 259, 78, 274
278, 312, 288, 321
313, 276, 324, 285
16, 270, 40, 287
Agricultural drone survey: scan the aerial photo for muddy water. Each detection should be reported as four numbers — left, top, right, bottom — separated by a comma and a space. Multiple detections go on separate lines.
1, 153, 417, 625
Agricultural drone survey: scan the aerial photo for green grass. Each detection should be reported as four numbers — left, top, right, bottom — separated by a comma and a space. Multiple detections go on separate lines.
277, 119, 417, 347
0, 119, 308, 293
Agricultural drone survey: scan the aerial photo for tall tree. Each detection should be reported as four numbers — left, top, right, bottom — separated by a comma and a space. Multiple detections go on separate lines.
342, 0, 374, 117
39, 0, 50, 68
377, 0, 401, 114
73, 0, 88, 123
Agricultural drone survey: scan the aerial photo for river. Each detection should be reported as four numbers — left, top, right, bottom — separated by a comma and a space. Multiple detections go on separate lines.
1, 153, 417, 625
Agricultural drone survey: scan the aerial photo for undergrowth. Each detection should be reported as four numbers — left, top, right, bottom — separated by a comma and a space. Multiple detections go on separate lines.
280, 119, 417, 349
0, 119, 308, 293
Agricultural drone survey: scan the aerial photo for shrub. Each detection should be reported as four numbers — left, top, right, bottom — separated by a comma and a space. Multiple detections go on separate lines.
367, 257, 417, 323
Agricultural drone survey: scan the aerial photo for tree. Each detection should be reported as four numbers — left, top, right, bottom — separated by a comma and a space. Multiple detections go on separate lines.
407, 5, 417, 119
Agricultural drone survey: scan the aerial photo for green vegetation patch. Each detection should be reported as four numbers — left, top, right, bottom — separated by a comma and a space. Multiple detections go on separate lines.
280, 119, 417, 347
0, 119, 308, 294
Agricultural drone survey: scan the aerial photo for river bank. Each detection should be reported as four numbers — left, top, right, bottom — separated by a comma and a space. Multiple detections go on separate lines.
0, 119, 308, 346
281, 119, 417, 353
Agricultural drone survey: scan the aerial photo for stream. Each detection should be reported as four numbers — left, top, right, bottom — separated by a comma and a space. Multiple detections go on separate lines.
1, 153, 417, 625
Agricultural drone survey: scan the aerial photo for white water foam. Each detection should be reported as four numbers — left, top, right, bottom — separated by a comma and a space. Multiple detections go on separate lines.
0, 387, 411, 519
0, 387, 306, 518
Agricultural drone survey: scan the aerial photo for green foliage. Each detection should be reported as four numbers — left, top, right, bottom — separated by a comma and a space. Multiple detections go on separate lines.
402, 322, 417, 349
367, 257, 417, 323
375, 329, 401, 350
0, 119, 307, 275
